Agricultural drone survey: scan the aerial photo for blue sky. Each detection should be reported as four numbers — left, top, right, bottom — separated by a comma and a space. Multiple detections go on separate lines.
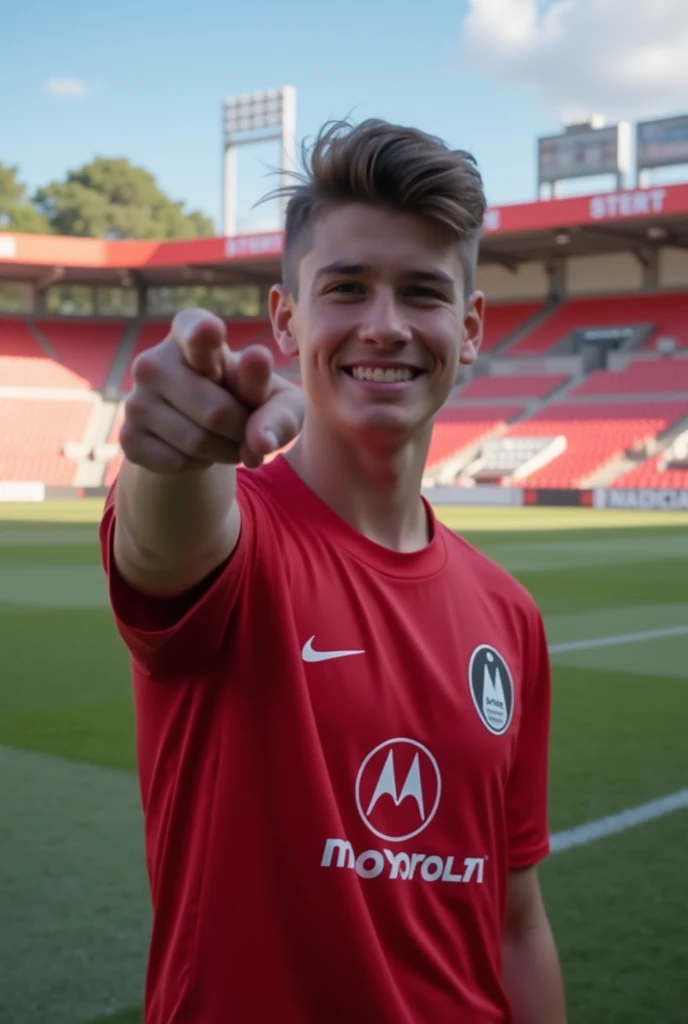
3, 0, 687, 233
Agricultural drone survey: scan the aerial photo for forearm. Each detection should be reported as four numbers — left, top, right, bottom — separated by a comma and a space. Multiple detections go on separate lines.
502, 919, 566, 1024
114, 459, 239, 595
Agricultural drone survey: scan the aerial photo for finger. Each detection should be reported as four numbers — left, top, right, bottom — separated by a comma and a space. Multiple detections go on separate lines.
223, 345, 274, 409
135, 358, 251, 444
120, 426, 210, 476
241, 383, 304, 462
172, 308, 228, 382
129, 394, 243, 465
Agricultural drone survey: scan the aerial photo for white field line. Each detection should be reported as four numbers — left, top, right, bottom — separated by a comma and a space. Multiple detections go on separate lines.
549, 625, 688, 851
549, 624, 688, 655
551, 789, 688, 853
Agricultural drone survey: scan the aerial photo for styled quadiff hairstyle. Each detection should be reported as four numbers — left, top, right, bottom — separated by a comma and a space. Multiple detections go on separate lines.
264, 118, 486, 296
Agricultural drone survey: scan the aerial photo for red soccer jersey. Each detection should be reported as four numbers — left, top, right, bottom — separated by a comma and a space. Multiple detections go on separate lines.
100, 456, 551, 1024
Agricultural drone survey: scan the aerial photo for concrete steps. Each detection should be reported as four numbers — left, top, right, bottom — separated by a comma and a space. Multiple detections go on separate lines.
73, 399, 121, 487
102, 318, 142, 395
583, 411, 688, 487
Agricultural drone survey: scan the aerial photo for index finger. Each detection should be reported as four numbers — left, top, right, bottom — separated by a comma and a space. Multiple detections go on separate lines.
171, 308, 228, 382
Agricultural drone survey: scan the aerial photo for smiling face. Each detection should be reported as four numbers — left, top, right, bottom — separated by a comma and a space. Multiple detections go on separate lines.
270, 202, 484, 447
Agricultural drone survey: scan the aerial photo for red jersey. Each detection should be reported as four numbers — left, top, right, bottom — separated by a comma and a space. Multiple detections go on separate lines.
100, 456, 551, 1024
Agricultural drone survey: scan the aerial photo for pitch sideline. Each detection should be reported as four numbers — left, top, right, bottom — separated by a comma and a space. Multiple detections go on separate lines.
548, 623, 688, 851
549, 624, 688, 654
551, 788, 688, 853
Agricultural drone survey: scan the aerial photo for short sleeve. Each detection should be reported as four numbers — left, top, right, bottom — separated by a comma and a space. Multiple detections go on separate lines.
99, 476, 261, 679
505, 607, 552, 869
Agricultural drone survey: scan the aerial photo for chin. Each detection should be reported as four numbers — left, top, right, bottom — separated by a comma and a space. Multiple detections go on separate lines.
336, 403, 431, 445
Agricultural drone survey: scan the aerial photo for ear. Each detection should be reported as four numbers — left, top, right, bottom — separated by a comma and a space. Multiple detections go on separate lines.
269, 284, 299, 358
459, 290, 485, 366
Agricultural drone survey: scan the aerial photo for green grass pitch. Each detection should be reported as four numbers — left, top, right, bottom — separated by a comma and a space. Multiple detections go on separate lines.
1, 500, 687, 1024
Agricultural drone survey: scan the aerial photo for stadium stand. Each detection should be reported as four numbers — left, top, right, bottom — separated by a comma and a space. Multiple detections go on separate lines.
568, 357, 688, 397
505, 292, 688, 357
611, 455, 688, 489
465, 435, 567, 485
3, 172, 688, 496
0, 318, 89, 389
503, 402, 688, 487
0, 397, 93, 485
456, 373, 568, 400
480, 302, 543, 353
35, 319, 126, 390
425, 405, 524, 472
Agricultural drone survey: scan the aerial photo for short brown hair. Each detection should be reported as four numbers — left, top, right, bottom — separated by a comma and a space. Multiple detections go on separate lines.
264, 118, 486, 295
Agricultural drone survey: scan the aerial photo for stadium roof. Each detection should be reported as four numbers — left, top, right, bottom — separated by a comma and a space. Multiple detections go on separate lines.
2, 181, 688, 288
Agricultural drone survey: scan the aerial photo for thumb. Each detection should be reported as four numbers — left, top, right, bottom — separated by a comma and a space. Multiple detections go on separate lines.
172, 308, 228, 382
224, 345, 274, 409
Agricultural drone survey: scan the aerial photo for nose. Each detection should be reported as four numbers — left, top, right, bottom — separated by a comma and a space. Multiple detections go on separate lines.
358, 291, 412, 349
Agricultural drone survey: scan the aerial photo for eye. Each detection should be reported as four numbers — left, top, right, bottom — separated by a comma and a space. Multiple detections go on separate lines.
329, 281, 364, 293
326, 281, 366, 296
405, 285, 446, 301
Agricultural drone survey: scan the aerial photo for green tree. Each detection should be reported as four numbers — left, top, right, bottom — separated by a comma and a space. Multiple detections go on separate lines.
34, 157, 215, 239
0, 163, 52, 233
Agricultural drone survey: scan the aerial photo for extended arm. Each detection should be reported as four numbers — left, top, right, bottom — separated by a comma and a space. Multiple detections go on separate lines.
114, 309, 302, 597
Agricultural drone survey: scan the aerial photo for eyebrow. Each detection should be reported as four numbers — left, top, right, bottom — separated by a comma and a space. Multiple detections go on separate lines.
314, 261, 456, 287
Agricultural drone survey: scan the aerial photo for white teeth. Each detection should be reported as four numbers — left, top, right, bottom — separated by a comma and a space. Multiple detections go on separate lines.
349, 366, 414, 382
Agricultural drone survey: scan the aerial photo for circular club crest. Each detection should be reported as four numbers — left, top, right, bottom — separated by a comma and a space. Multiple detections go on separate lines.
355, 738, 441, 843
468, 645, 514, 736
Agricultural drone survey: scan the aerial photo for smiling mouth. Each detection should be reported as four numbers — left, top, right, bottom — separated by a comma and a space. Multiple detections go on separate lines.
342, 365, 425, 383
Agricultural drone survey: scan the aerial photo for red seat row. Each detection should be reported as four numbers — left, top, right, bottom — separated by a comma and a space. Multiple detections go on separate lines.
505, 402, 688, 486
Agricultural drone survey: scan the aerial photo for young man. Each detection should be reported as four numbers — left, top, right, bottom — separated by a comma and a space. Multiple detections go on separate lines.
101, 119, 566, 1023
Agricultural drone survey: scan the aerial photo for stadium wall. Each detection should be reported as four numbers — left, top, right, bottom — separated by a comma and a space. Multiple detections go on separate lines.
659, 249, 688, 289
476, 263, 549, 301
423, 486, 523, 506
593, 488, 688, 511
567, 253, 643, 295
4, 484, 687, 512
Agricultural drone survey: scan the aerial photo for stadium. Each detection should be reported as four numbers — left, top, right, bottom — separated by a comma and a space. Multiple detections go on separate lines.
2, 102, 688, 506
2, 91, 688, 1024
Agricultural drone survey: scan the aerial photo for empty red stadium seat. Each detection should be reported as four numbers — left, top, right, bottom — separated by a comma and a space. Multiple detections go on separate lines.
480, 303, 542, 353
0, 318, 87, 389
35, 319, 125, 390
506, 401, 688, 487
506, 292, 688, 357
611, 456, 688, 489
0, 398, 93, 485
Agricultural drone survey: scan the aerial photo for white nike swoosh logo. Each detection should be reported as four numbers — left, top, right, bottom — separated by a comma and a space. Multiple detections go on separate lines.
301, 636, 365, 663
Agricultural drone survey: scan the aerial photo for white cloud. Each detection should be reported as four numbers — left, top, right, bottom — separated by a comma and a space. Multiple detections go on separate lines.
458, 0, 688, 121
43, 77, 90, 99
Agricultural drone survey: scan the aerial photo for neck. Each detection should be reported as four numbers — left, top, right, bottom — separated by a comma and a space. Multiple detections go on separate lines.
284, 413, 433, 552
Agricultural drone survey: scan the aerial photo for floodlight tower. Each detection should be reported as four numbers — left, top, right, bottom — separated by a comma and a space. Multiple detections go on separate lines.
222, 85, 296, 237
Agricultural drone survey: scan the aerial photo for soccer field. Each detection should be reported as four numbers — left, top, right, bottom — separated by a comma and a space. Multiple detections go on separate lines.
1, 501, 687, 1024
